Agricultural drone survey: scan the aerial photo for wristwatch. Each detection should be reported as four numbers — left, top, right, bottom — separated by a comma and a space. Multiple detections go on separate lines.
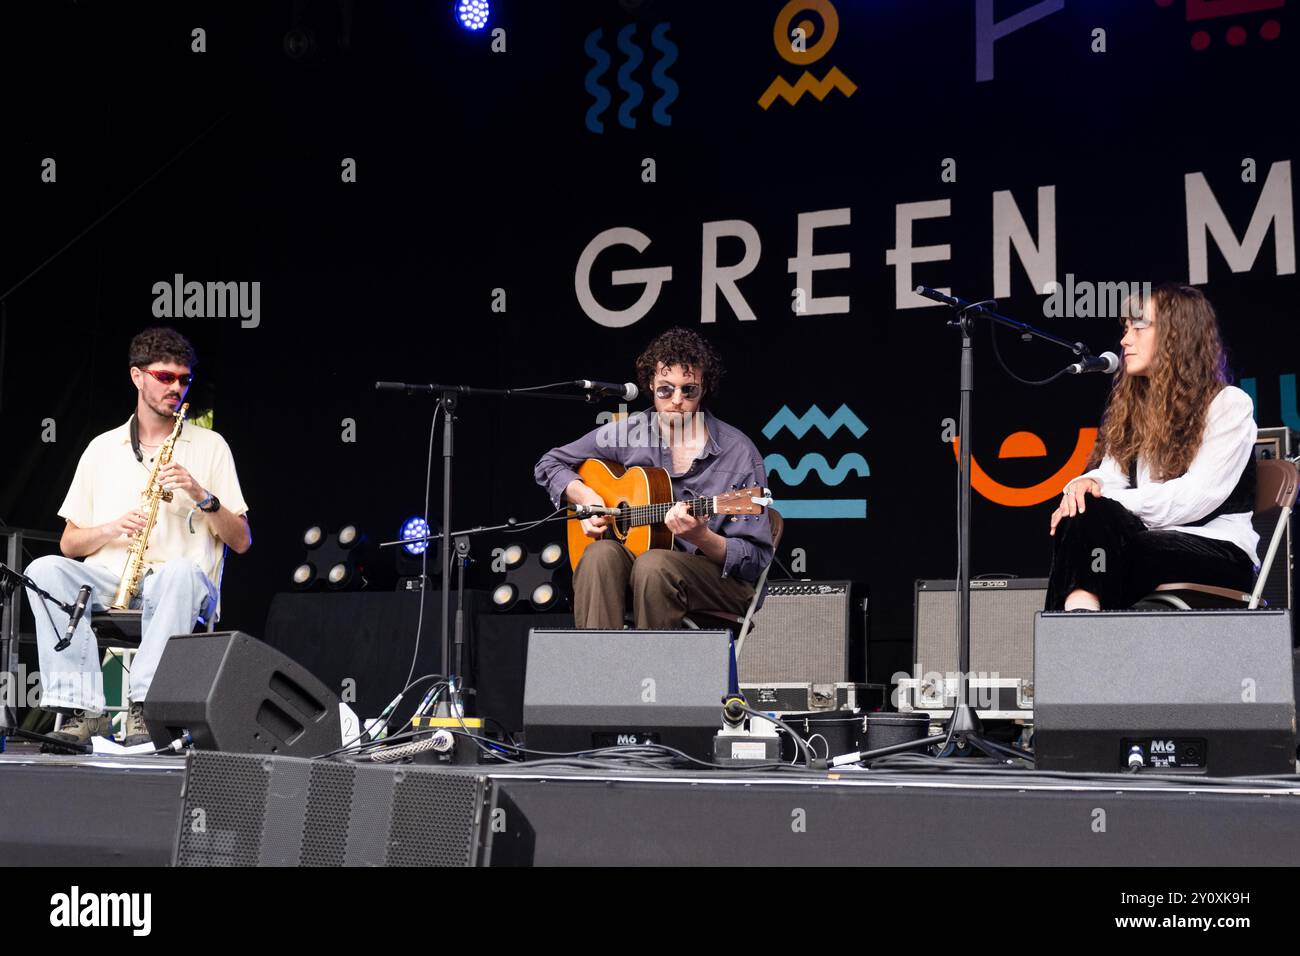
197, 493, 221, 513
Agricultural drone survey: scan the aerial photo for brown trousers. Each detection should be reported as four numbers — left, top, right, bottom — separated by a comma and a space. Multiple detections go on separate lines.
572, 540, 756, 630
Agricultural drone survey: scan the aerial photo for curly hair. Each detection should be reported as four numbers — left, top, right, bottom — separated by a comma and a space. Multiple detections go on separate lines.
129, 327, 197, 370
1087, 283, 1231, 481
634, 327, 725, 399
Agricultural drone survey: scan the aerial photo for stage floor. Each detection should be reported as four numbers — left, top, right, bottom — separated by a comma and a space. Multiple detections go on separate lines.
3, 745, 1300, 866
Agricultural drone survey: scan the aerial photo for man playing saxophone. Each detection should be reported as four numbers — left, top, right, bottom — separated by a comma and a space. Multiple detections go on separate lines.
25, 328, 250, 751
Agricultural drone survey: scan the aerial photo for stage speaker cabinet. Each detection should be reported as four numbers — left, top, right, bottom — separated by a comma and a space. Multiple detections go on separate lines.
144, 631, 341, 757
738, 580, 852, 685
913, 578, 1046, 686
1255, 427, 1296, 618
173, 751, 495, 866
523, 628, 731, 760
1035, 609, 1296, 776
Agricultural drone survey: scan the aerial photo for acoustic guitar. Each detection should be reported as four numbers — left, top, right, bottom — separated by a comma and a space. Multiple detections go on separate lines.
566, 458, 771, 572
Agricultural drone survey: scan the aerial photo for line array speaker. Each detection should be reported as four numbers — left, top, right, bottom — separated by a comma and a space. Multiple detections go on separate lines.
174, 750, 495, 866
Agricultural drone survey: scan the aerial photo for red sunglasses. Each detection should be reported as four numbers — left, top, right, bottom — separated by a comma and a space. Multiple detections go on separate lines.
139, 368, 193, 387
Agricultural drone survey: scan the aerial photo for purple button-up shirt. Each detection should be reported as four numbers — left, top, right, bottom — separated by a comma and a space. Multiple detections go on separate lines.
534, 408, 774, 585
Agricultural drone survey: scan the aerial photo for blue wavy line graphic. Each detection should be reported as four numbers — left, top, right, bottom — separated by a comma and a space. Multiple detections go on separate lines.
762, 404, 868, 441
583, 29, 611, 134
764, 453, 870, 487
649, 23, 677, 126
615, 24, 643, 129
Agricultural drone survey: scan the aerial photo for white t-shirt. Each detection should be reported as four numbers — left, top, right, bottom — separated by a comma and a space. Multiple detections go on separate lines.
1071, 385, 1260, 566
58, 417, 250, 597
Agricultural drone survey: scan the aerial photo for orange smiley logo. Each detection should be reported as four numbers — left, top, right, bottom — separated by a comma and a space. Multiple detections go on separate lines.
951, 428, 1098, 507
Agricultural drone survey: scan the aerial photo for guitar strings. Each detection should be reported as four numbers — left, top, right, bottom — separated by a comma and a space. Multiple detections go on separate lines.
623, 497, 713, 527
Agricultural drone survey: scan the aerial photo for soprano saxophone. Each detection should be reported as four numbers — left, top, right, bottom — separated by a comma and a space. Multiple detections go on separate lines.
110, 403, 189, 610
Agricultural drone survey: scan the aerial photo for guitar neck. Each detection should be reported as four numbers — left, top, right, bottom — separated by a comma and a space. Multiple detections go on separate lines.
626, 496, 718, 529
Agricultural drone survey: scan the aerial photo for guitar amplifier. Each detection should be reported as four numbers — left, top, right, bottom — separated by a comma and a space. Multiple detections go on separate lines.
738, 580, 852, 685
739, 681, 886, 714
913, 578, 1046, 686
1255, 427, 1296, 618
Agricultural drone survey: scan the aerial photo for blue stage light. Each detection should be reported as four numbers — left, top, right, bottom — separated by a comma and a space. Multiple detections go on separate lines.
400, 516, 431, 555
455, 0, 489, 31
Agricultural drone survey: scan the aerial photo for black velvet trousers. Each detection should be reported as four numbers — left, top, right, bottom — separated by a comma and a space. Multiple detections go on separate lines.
1045, 496, 1256, 610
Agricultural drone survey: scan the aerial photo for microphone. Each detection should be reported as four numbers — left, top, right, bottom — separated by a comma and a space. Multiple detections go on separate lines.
55, 584, 92, 652
1066, 351, 1120, 375
374, 381, 434, 394
914, 286, 960, 307
574, 380, 638, 401
570, 503, 620, 517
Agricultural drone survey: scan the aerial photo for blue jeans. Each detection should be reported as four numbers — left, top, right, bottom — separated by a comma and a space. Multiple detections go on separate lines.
26, 555, 216, 714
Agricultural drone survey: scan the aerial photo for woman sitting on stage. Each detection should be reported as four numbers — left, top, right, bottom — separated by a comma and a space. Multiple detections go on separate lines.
1046, 283, 1259, 611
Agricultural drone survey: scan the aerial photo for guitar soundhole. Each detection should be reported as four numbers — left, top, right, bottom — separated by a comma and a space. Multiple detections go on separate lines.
614, 501, 632, 537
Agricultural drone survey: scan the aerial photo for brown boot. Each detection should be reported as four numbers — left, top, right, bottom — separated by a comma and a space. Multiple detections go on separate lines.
122, 701, 152, 747
40, 709, 110, 753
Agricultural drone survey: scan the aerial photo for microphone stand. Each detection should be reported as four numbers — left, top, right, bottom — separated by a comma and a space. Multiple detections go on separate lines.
375, 380, 596, 718
0, 564, 92, 753
830, 288, 1099, 768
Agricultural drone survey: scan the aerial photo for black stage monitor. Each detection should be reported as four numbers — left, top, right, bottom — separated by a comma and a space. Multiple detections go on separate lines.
1035, 609, 1295, 776
523, 628, 731, 762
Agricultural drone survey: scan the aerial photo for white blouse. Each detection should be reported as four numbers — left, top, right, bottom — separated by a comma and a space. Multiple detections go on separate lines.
1069, 385, 1260, 567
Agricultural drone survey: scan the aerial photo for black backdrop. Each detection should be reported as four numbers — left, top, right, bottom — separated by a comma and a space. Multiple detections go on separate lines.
1, 0, 1296, 686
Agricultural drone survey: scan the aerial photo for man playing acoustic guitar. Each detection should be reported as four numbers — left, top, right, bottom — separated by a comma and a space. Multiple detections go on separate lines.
535, 327, 773, 629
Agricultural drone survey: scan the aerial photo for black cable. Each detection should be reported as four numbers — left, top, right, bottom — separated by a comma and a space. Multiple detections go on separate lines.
440, 727, 806, 773
494, 506, 567, 536
404, 403, 443, 694
738, 704, 815, 767
312, 673, 444, 760
511, 381, 584, 393
988, 316, 1072, 387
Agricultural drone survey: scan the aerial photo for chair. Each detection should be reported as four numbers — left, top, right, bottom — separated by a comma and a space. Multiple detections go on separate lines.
87, 606, 216, 731
91, 606, 216, 647
682, 508, 784, 657
1139, 458, 1299, 610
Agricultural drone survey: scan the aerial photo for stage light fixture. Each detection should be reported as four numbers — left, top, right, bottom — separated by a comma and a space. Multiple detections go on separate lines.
530, 582, 558, 611
395, 515, 441, 589
400, 516, 430, 555
292, 562, 316, 588
456, 0, 490, 31
491, 542, 570, 612
492, 583, 519, 610
290, 525, 369, 591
